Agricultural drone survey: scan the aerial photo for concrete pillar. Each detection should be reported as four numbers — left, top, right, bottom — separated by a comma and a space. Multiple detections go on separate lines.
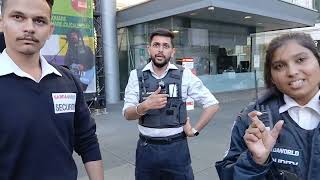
132, 24, 148, 69
101, 0, 120, 103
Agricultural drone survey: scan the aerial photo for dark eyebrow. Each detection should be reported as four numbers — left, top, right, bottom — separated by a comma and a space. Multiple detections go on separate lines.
9, 11, 49, 21
271, 59, 283, 65
34, 16, 49, 21
9, 11, 25, 16
152, 42, 170, 45
292, 52, 308, 58
272, 52, 309, 64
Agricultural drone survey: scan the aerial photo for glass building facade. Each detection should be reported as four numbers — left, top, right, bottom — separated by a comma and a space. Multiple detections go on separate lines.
117, 0, 319, 98
118, 17, 261, 96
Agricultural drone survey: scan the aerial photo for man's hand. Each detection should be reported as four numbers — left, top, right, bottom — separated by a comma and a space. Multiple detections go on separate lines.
183, 117, 195, 137
243, 111, 284, 165
124, 86, 169, 120
84, 160, 104, 180
142, 86, 168, 111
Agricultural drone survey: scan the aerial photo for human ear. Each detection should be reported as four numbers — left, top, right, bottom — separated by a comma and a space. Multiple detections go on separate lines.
0, 16, 3, 32
147, 45, 151, 56
171, 48, 176, 58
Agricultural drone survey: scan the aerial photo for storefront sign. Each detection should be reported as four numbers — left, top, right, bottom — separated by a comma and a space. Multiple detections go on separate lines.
181, 58, 195, 110
181, 58, 194, 69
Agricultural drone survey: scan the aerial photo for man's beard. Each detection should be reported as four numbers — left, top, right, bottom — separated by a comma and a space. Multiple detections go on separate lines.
151, 56, 170, 68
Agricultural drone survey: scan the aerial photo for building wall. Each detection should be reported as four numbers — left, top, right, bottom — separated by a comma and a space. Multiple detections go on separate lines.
117, 0, 319, 96
118, 16, 260, 95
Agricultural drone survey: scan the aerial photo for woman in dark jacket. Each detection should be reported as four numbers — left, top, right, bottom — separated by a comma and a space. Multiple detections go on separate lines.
216, 32, 320, 180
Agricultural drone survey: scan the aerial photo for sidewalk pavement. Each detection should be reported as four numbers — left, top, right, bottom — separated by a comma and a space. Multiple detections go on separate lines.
75, 89, 258, 180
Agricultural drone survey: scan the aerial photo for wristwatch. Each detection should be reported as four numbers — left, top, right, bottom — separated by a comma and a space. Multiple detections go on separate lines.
192, 128, 199, 136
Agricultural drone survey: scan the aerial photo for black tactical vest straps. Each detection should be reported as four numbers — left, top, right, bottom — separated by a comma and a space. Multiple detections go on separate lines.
137, 67, 187, 128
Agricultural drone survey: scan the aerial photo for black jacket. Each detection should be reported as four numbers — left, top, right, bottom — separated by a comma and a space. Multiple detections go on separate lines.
0, 64, 101, 179
216, 89, 319, 180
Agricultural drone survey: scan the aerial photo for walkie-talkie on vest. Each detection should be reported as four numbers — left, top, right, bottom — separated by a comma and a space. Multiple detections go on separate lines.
158, 80, 167, 94
254, 70, 273, 130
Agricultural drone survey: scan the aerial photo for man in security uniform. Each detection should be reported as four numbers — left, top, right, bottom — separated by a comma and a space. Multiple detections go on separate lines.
123, 28, 220, 179
0, 0, 103, 179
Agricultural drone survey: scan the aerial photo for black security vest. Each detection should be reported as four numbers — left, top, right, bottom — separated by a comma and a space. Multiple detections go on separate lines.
137, 67, 187, 128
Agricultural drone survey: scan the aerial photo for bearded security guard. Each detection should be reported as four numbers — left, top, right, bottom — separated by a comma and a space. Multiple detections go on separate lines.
123, 28, 220, 180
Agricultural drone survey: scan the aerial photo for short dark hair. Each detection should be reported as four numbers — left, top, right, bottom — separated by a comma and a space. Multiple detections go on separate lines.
149, 28, 175, 47
264, 32, 320, 89
1, 0, 54, 15
66, 28, 84, 46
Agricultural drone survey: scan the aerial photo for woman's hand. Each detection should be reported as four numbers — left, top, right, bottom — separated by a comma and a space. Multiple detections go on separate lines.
243, 111, 284, 165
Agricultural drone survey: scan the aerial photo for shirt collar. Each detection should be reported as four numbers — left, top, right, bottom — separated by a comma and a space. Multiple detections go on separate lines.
0, 49, 61, 80
279, 90, 320, 115
142, 61, 178, 78
40, 55, 62, 78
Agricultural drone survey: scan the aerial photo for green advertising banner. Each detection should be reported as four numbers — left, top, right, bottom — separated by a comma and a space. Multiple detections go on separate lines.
42, 0, 96, 93
52, 0, 94, 36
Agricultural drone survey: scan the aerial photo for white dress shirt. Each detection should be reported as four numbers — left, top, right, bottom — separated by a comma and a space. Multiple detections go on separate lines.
279, 90, 320, 130
0, 50, 62, 81
123, 62, 219, 137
